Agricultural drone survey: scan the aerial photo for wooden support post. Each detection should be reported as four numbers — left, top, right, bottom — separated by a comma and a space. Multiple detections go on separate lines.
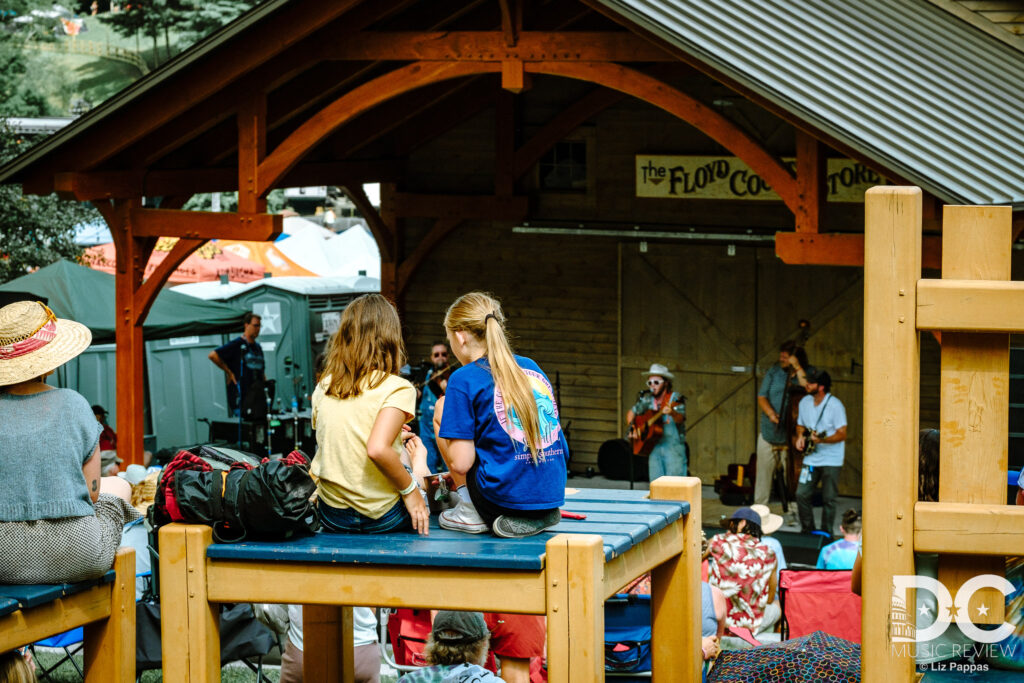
502, 59, 528, 94
303, 605, 354, 683
160, 525, 219, 683
238, 95, 267, 214
795, 130, 826, 233
938, 205, 1012, 625
100, 199, 152, 467
862, 186, 921, 683
649, 476, 702, 682
82, 547, 135, 683
545, 534, 603, 682
379, 183, 400, 302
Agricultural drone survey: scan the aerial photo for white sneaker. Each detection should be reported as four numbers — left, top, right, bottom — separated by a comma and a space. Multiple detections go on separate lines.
439, 489, 489, 534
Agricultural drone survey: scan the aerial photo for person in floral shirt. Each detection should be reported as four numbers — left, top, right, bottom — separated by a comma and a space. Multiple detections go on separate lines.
707, 507, 780, 634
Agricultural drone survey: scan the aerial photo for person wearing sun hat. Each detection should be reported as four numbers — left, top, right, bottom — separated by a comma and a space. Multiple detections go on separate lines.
0, 300, 140, 584
750, 504, 787, 581
625, 363, 687, 481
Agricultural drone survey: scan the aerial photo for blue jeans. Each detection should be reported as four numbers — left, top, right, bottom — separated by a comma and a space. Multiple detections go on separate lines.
648, 439, 687, 482
318, 498, 411, 534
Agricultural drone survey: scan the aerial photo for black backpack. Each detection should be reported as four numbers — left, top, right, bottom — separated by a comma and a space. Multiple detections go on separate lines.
151, 445, 319, 543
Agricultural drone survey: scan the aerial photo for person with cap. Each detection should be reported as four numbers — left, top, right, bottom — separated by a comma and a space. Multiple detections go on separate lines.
816, 508, 861, 570
795, 368, 847, 535
91, 404, 117, 451
750, 504, 787, 582
625, 363, 687, 481
398, 610, 504, 682
0, 301, 139, 584
707, 507, 779, 634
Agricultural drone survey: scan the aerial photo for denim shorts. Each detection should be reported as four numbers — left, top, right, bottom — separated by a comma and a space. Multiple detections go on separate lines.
318, 497, 411, 534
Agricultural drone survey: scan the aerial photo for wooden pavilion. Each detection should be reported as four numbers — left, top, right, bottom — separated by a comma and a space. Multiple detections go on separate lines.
1, 0, 1022, 499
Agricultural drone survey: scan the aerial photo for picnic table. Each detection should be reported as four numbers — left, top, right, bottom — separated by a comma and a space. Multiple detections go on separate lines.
158, 476, 702, 682
0, 547, 136, 682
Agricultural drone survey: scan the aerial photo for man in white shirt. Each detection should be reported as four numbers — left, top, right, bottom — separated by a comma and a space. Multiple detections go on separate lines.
795, 369, 847, 536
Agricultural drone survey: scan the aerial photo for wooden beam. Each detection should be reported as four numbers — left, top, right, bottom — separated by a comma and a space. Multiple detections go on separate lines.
397, 218, 462, 297
862, 186, 921, 682
128, 208, 282, 241
525, 61, 802, 215
134, 238, 204, 325
512, 87, 625, 180
237, 95, 267, 214
915, 502, 1024, 556
323, 31, 673, 62
340, 183, 394, 263
54, 161, 403, 201
917, 279, 1024, 333
499, 0, 519, 47
776, 232, 942, 269
257, 61, 501, 197
795, 130, 826, 233
938, 204, 1012, 625
502, 59, 529, 93
391, 192, 529, 220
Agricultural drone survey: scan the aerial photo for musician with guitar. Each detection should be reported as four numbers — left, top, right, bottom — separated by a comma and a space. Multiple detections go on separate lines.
626, 363, 687, 481
417, 342, 454, 473
794, 368, 847, 536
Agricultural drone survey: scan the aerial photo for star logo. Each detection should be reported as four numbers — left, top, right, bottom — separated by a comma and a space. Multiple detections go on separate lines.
919, 604, 931, 616
976, 604, 990, 617
947, 604, 960, 619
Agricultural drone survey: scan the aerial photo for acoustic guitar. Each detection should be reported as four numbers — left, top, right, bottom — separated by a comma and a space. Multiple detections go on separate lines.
630, 399, 684, 456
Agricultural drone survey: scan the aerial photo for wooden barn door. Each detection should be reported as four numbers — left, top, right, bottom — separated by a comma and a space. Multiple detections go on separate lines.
620, 244, 865, 493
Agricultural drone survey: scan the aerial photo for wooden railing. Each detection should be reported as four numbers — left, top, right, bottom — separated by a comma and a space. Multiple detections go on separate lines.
27, 39, 149, 75
862, 187, 1024, 680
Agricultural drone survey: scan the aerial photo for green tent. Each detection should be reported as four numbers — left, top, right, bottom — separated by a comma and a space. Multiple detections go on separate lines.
0, 260, 245, 343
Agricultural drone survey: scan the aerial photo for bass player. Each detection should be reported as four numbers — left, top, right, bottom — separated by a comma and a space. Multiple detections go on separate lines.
626, 363, 687, 481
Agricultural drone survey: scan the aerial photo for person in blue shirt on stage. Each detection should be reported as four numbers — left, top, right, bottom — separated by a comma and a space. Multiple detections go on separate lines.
209, 312, 266, 419
433, 291, 569, 540
816, 509, 861, 570
795, 368, 847, 535
418, 341, 451, 474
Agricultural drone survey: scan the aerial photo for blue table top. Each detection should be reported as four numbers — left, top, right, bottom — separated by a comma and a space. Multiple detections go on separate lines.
0, 597, 20, 617
207, 489, 689, 571
0, 569, 116, 610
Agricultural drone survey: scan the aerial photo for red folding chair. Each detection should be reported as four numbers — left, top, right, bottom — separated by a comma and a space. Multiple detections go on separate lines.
778, 568, 861, 642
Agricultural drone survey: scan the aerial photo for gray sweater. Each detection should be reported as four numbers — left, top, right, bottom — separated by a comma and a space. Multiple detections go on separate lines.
0, 388, 101, 521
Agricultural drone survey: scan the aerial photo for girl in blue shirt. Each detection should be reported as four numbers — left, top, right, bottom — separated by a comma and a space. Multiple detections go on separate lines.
435, 292, 569, 538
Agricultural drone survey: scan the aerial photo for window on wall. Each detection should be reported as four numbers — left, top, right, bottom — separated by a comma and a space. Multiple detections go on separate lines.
539, 140, 588, 191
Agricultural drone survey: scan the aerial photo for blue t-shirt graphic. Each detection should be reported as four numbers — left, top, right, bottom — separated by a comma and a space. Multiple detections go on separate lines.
438, 356, 569, 510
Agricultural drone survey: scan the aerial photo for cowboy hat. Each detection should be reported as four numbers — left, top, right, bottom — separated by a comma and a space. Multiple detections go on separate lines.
643, 363, 675, 380
750, 504, 784, 535
0, 301, 92, 386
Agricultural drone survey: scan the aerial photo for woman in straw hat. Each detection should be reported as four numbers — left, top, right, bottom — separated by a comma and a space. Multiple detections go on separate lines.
0, 301, 140, 584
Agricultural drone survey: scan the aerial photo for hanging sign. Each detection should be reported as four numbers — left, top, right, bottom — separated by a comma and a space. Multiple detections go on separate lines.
635, 155, 883, 202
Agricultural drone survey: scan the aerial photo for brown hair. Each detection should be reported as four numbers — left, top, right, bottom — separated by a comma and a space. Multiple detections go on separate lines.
321, 294, 406, 399
0, 651, 35, 683
841, 508, 862, 534
445, 292, 542, 462
423, 634, 489, 667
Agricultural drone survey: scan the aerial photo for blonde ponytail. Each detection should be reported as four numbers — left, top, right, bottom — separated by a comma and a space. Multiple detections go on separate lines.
445, 292, 543, 462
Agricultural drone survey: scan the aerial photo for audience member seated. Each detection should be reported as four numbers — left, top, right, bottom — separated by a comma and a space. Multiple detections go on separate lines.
707, 507, 779, 635
750, 504, 787, 581
0, 301, 139, 585
398, 611, 504, 682
816, 509, 861, 570
701, 581, 727, 660
92, 404, 117, 451
0, 649, 35, 683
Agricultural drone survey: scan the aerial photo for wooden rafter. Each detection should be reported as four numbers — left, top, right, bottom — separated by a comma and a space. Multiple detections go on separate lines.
134, 238, 204, 323
775, 232, 943, 270
53, 161, 403, 201
257, 61, 502, 196
794, 130, 826, 233
323, 32, 674, 61
129, 208, 282, 241
525, 61, 801, 214
498, 0, 520, 47
340, 184, 394, 263
237, 95, 267, 214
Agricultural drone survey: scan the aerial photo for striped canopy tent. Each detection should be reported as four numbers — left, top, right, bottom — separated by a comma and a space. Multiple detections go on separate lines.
84, 238, 265, 283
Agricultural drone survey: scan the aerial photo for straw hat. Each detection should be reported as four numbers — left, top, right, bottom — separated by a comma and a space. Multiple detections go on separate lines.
643, 363, 675, 380
750, 504, 784, 535
0, 301, 92, 386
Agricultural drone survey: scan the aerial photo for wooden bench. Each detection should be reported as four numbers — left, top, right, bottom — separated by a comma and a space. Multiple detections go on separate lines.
0, 546, 135, 682
159, 476, 702, 682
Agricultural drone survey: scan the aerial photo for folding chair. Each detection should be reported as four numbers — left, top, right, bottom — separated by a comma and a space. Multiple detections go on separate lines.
778, 568, 861, 642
